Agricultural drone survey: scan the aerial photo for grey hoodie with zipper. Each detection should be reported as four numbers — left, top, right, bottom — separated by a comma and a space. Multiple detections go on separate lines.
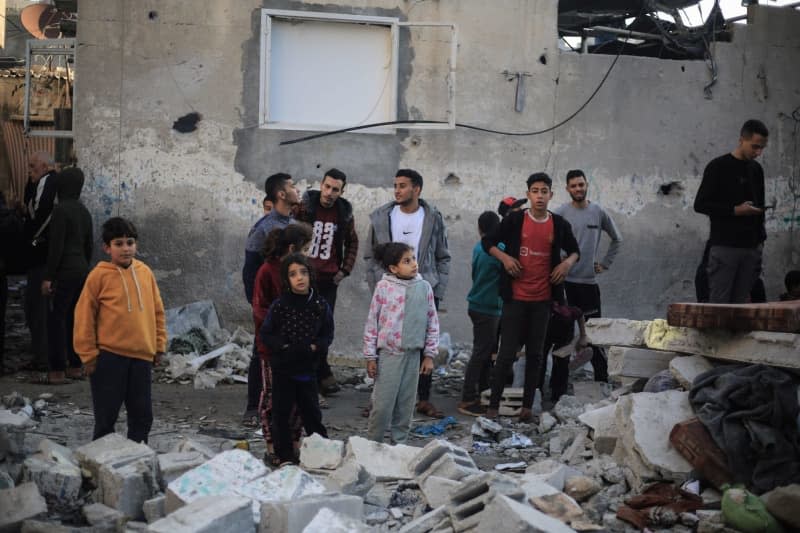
365, 198, 451, 300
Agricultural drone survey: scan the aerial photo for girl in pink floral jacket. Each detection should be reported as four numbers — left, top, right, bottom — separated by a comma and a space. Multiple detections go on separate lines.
363, 242, 439, 443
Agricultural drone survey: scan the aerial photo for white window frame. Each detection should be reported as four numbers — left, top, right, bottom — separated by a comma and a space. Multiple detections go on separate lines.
259, 9, 456, 133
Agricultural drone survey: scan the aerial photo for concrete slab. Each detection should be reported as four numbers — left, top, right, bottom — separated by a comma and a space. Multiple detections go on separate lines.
236, 465, 325, 504
165, 449, 268, 513
147, 495, 254, 533
478, 494, 577, 532
585, 318, 649, 347
607, 347, 679, 379
301, 507, 371, 533
157, 452, 206, 490
74, 434, 157, 482
669, 355, 714, 389
645, 319, 800, 369
614, 391, 693, 483
345, 436, 419, 481
0, 482, 48, 532
260, 493, 363, 533
298, 434, 344, 470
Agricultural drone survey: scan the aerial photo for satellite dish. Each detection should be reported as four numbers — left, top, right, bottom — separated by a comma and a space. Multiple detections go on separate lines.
20, 0, 65, 39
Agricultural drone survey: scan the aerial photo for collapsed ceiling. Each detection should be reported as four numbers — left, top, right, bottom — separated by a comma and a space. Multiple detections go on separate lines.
558, 0, 732, 59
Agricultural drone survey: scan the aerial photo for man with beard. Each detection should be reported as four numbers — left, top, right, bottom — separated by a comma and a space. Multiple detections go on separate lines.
553, 169, 622, 384
365, 169, 450, 418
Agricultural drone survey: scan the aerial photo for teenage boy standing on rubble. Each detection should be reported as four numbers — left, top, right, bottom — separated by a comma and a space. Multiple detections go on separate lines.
482, 173, 579, 422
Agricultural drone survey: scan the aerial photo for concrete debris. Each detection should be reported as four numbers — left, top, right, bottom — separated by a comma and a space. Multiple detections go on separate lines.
157, 452, 206, 490
480, 388, 523, 416
147, 494, 254, 533
82, 502, 127, 530
447, 472, 525, 531
170, 438, 216, 460
563, 475, 602, 503
22, 439, 82, 503
142, 495, 166, 524
607, 347, 680, 379
478, 494, 578, 532
553, 395, 588, 422
614, 391, 693, 486
328, 459, 375, 497
0, 482, 48, 532
299, 433, 345, 470
0, 409, 35, 458
302, 507, 371, 533
237, 465, 326, 505
410, 439, 480, 485
585, 318, 650, 347
669, 354, 714, 389
530, 492, 585, 525
570, 382, 611, 404
399, 506, 449, 533
98, 456, 159, 520
421, 476, 461, 508
260, 493, 363, 533
539, 412, 558, 433
73, 433, 157, 482
345, 436, 418, 481
164, 300, 223, 340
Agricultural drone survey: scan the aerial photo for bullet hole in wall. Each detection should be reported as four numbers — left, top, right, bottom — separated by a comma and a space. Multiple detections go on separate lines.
444, 173, 461, 185
148, 11, 158, 21
539, 54, 547, 65
172, 112, 202, 133
659, 181, 684, 196
410, 136, 421, 147
316, 164, 321, 169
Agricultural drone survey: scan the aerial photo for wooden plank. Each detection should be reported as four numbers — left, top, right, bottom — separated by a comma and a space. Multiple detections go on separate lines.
667, 301, 800, 333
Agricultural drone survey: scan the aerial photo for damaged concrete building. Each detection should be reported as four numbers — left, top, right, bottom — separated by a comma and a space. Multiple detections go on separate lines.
71, 0, 800, 351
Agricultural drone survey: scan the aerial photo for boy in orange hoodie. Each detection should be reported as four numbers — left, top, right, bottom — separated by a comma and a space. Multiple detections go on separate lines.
74, 217, 166, 443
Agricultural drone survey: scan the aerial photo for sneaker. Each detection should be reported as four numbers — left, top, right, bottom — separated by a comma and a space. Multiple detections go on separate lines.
457, 401, 487, 417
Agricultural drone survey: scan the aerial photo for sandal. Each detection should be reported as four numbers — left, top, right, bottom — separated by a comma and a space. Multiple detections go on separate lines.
416, 400, 445, 419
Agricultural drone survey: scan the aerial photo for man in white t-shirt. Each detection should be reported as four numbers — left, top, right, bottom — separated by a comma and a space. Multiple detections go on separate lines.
366, 168, 451, 418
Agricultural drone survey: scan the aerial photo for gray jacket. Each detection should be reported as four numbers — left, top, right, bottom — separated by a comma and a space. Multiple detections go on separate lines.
365, 199, 451, 300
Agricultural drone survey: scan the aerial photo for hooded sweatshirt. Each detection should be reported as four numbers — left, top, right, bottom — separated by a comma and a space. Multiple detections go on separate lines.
45, 167, 93, 281
73, 258, 166, 364
362, 273, 439, 360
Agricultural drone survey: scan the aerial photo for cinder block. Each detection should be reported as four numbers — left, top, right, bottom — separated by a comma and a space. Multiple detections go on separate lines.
157, 452, 206, 490
0, 482, 48, 532
345, 436, 419, 481
74, 434, 157, 482
83, 502, 127, 530
447, 473, 525, 532
22, 455, 82, 503
165, 449, 267, 514
301, 507, 371, 533
99, 458, 158, 520
421, 476, 461, 508
399, 506, 449, 533
299, 434, 344, 470
142, 495, 165, 524
410, 440, 480, 485
478, 494, 576, 532
147, 495, 254, 533
328, 459, 375, 497
260, 493, 363, 533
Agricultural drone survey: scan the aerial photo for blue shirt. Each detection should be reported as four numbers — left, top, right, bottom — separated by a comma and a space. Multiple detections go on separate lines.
466, 242, 503, 316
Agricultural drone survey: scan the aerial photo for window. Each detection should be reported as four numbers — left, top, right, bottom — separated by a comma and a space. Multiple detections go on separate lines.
259, 9, 456, 133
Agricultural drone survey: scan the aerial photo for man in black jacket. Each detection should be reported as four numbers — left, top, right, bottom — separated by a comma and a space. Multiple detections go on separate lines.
297, 168, 358, 395
24, 151, 59, 368
482, 172, 579, 422
694, 119, 768, 303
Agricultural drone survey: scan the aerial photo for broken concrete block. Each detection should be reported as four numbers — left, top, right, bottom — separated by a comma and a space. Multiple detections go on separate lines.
299, 434, 344, 470
614, 391, 693, 483
260, 493, 363, 533
147, 495, 254, 533
399, 506, 449, 533
585, 318, 649, 347
607, 347, 679, 379
524, 460, 583, 492
571, 382, 611, 403
0, 409, 35, 458
669, 355, 714, 389
553, 395, 587, 422
519, 477, 561, 502
539, 412, 557, 433
761, 483, 800, 529
301, 507, 371, 533
0, 471, 13, 490
165, 449, 267, 514
345, 436, 419, 481
170, 439, 216, 460
447, 472, 525, 531
22, 454, 82, 503
478, 494, 577, 532
74, 434, 157, 482
530, 492, 584, 525
0, 482, 48, 532
142, 495, 165, 524
560, 429, 589, 465
421, 476, 461, 509
328, 459, 375, 497
237, 465, 325, 505
646, 319, 800, 369
563, 475, 602, 503
83, 502, 127, 531
157, 452, 206, 490
410, 440, 480, 485
98, 458, 158, 520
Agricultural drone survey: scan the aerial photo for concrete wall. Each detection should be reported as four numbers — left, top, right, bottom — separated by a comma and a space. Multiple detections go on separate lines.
74, 0, 800, 353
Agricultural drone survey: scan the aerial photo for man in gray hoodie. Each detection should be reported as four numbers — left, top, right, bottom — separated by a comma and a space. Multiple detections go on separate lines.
365, 169, 450, 418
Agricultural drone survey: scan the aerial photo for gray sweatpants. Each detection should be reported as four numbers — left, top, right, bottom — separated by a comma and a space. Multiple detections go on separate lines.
707, 245, 762, 304
367, 349, 420, 444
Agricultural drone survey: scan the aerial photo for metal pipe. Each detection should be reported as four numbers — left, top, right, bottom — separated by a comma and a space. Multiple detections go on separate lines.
585, 26, 665, 42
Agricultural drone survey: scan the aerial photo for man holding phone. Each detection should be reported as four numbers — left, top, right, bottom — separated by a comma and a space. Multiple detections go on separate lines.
694, 119, 768, 303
